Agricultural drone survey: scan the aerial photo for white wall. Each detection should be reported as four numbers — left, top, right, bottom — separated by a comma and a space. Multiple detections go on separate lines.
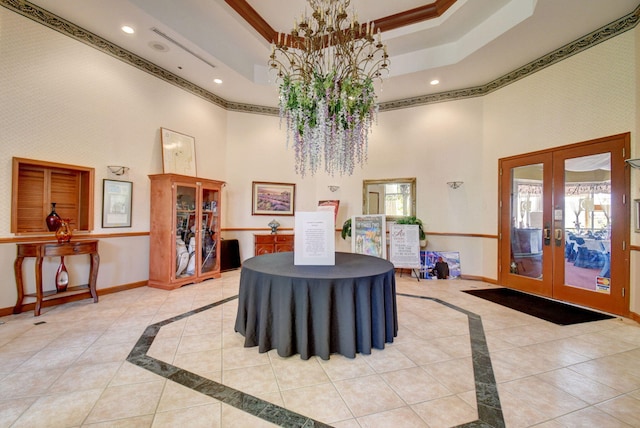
0, 8, 226, 309
0, 6, 638, 314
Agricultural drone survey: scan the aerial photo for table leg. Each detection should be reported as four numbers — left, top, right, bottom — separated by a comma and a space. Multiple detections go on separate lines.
35, 256, 43, 316
13, 256, 25, 314
89, 252, 100, 303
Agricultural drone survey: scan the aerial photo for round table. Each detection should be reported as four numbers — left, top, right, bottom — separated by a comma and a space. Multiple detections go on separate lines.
234, 252, 397, 360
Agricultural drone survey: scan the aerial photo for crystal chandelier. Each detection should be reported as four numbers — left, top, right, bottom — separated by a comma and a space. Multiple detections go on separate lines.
269, 0, 389, 177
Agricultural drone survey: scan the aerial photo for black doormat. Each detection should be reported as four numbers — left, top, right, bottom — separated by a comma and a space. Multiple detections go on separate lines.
463, 288, 615, 325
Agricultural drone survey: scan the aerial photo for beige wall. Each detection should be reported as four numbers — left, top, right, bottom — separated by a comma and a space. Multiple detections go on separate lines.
0, 7, 638, 314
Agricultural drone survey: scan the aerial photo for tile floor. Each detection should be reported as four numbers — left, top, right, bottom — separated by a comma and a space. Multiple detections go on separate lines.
1, 270, 640, 427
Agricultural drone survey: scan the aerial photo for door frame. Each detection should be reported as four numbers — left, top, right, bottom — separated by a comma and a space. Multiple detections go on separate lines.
498, 133, 631, 316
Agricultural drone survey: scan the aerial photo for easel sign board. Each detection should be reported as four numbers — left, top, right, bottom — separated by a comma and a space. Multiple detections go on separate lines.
389, 223, 421, 268
352, 214, 386, 259
294, 211, 335, 265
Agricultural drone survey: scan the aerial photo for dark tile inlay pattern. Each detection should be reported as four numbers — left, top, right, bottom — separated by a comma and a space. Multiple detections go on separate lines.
126, 291, 504, 427
397, 293, 505, 428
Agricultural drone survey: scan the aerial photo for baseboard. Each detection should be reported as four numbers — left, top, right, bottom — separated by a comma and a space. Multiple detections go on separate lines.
460, 274, 498, 284
629, 311, 640, 324
0, 280, 148, 318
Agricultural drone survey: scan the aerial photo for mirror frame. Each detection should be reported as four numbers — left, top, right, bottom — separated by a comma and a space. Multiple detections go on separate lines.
362, 177, 416, 220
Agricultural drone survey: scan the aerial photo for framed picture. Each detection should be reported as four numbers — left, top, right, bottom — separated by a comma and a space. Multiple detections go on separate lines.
318, 200, 340, 225
102, 179, 132, 228
635, 199, 640, 232
252, 181, 295, 216
161, 127, 197, 176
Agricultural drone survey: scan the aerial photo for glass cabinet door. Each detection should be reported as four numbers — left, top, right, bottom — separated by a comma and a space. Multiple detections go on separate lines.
200, 185, 219, 275
175, 184, 197, 280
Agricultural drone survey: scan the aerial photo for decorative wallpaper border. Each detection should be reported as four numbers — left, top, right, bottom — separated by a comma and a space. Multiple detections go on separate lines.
2, 0, 639, 115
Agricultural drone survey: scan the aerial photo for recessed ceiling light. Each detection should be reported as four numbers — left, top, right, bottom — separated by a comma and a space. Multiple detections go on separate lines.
121, 26, 135, 34
430, 79, 440, 85
213, 78, 223, 84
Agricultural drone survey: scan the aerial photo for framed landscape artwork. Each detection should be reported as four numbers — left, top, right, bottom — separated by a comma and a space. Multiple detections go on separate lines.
102, 179, 132, 228
252, 181, 296, 216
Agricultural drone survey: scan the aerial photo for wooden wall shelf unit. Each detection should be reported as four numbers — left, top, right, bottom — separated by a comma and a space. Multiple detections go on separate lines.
254, 233, 294, 256
14, 240, 99, 316
149, 174, 224, 290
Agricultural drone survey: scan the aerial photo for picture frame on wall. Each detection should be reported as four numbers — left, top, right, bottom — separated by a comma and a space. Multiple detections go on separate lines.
102, 179, 132, 228
252, 181, 296, 216
160, 127, 197, 176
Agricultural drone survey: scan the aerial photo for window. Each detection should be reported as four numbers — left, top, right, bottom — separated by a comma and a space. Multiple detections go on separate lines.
12, 157, 94, 234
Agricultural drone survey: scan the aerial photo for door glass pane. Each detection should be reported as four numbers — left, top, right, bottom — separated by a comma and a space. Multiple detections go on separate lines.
176, 185, 196, 279
201, 188, 218, 274
510, 164, 544, 279
563, 153, 611, 293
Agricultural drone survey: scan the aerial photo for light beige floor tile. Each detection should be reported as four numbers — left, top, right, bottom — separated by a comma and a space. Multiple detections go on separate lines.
110, 361, 165, 386
381, 366, 452, 404
0, 368, 66, 400
411, 395, 477, 428
500, 376, 588, 419
317, 353, 376, 381
14, 345, 86, 372
428, 334, 472, 358
596, 394, 640, 426
569, 357, 640, 393
333, 374, 405, 417
535, 368, 620, 405
82, 414, 155, 427
49, 361, 122, 393
11, 388, 102, 428
156, 381, 217, 412
357, 406, 428, 427
554, 405, 634, 427
152, 403, 221, 427
85, 380, 165, 424
393, 339, 453, 366
172, 349, 223, 376
74, 342, 136, 365
0, 397, 37, 427
421, 357, 475, 394
281, 382, 352, 424
221, 346, 270, 371
269, 354, 330, 390
1, 273, 639, 428
177, 332, 223, 354
222, 364, 279, 396
360, 346, 417, 373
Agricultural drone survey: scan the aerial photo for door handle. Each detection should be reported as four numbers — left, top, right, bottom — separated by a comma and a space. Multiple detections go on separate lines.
543, 227, 551, 246
555, 229, 563, 246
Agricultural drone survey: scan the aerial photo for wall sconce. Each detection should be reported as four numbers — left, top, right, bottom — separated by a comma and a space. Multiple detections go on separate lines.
328, 185, 340, 192
107, 166, 130, 176
626, 159, 640, 169
447, 181, 463, 189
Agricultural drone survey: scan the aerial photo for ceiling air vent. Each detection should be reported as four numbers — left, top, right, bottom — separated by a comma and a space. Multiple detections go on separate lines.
150, 27, 217, 69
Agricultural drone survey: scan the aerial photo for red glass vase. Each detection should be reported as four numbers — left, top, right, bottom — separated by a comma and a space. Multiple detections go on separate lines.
55, 257, 69, 292
46, 202, 61, 232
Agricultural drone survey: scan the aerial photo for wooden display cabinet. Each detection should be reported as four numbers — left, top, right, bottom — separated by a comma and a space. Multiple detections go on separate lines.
149, 174, 224, 290
254, 233, 294, 256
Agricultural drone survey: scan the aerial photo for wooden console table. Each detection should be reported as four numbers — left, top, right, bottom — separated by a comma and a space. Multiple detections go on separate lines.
14, 240, 100, 316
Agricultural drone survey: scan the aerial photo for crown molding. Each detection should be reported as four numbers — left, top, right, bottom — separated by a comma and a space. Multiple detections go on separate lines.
2, 0, 639, 115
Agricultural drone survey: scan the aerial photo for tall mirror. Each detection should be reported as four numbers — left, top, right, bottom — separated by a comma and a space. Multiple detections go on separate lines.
363, 177, 416, 219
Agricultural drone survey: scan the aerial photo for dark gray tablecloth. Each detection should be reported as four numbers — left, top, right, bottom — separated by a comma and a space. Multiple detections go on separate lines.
234, 252, 397, 360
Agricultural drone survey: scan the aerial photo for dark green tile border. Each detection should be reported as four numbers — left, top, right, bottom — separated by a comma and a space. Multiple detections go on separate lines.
125, 293, 504, 427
